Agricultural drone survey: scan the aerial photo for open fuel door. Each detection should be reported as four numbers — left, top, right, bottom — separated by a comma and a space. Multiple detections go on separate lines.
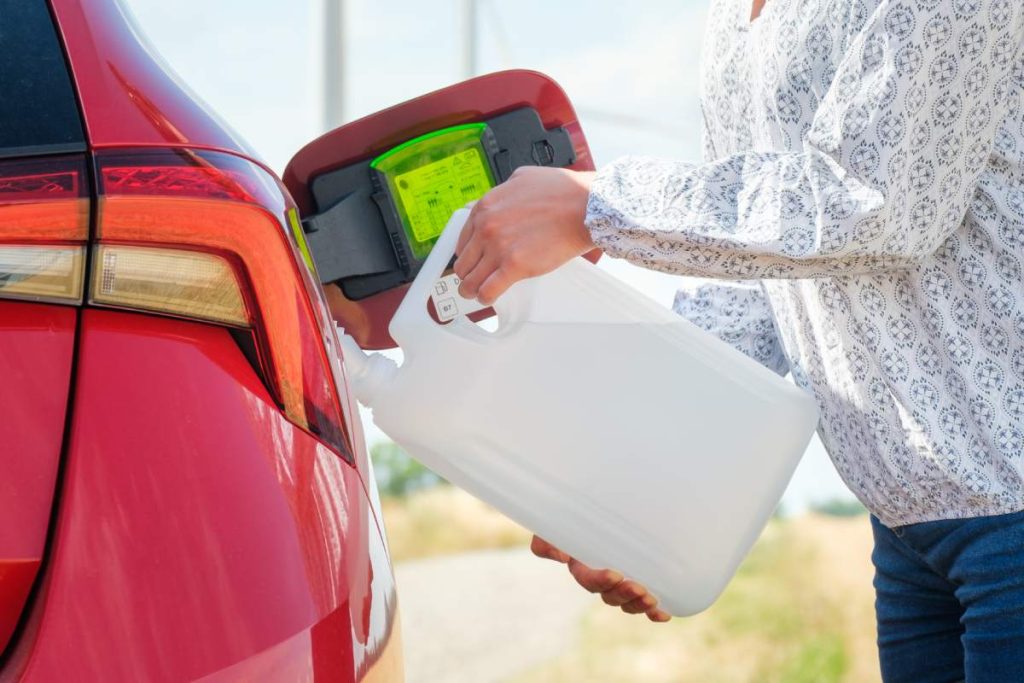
283, 70, 594, 349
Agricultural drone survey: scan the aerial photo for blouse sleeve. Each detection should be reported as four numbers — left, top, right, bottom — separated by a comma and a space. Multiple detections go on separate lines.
585, 0, 1024, 279
672, 280, 790, 376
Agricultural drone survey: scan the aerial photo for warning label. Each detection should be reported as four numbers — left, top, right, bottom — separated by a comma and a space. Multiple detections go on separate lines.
395, 148, 493, 244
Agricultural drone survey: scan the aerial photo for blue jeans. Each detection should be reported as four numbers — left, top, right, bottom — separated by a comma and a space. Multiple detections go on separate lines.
871, 510, 1024, 682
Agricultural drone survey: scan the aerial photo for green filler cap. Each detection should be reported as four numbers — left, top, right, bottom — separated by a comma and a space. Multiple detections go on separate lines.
372, 123, 495, 259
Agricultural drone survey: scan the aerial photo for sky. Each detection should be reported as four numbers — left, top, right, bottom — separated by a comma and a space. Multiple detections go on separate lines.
122, 0, 856, 511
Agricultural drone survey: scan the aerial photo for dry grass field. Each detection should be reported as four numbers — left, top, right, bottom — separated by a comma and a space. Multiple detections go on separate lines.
382, 487, 879, 682
514, 514, 879, 683
380, 485, 532, 562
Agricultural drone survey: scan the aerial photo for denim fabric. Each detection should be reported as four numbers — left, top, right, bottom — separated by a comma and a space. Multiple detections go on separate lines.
871, 510, 1024, 682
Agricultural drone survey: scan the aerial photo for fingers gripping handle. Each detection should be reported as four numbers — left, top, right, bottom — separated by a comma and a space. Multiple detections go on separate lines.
389, 207, 540, 350
389, 208, 472, 348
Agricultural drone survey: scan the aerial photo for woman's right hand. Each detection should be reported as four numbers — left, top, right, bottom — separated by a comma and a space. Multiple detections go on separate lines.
530, 536, 672, 622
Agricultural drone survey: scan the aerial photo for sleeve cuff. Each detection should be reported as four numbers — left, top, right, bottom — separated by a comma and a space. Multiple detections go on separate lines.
583, 156, 699, 260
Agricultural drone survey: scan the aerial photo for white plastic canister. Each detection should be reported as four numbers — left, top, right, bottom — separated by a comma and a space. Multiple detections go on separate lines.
340, 209, 819, 616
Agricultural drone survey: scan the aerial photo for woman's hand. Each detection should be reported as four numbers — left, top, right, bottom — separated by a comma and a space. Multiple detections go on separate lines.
530, 536, 672, 623
454, 166, 597, 306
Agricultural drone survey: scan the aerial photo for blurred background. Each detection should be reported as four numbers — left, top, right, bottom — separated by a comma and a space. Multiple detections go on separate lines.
121, 1, 879, 680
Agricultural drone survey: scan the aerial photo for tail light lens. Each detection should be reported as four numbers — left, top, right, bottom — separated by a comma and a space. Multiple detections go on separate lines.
94, 149, 352, 460
92, 245, 248, 326
0, 156, 89, 304
0, 245, 84, 303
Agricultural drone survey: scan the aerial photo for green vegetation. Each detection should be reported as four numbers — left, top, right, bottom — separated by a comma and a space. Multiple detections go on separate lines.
809, 497, 868, 517
370, 441, 445, 497
779, 634, 849, 683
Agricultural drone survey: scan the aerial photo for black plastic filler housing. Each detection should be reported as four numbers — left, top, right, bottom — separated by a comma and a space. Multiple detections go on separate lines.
302, 107, 576, 300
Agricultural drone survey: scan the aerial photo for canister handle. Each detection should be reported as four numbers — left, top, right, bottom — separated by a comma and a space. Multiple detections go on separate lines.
390, 208, 539, 352
389, 209, 474, 350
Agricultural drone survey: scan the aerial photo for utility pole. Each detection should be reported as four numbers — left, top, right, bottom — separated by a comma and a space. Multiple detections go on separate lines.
461, 0, 477, 79
323, 0, 345, 130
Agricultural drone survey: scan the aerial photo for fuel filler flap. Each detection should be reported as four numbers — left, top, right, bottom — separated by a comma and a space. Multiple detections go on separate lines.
301, 107, 576, 302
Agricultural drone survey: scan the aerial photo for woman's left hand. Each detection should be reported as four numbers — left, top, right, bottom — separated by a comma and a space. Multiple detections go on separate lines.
530, 536, 672, 622
453, 166, 597, 306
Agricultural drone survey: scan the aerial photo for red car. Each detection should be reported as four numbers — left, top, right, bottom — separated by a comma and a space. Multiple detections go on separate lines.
0, 0, 591, 680
0, 0, 401, 679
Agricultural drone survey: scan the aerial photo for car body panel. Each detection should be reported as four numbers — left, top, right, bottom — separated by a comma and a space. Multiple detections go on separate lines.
48, 0, 258, 160
7, 310, 398, 681
0, 302, 75, 652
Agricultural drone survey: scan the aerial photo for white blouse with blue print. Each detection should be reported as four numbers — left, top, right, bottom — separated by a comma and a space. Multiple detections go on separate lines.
585, 0, 1024, 527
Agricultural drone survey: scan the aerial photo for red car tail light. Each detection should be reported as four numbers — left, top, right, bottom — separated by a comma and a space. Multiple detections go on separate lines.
91, 244, 248, 327
0, 156, 89, 304
0, 245, 85, 303
93, 149, 352, 459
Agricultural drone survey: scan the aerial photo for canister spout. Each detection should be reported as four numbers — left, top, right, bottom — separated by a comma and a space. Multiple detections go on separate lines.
337, 328, 398, 407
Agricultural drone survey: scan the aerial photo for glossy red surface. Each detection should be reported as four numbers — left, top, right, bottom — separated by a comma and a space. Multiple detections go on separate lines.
20, 2, 402, 674
48, 0, 258, 159
7, 310, 398, 681
95, 148, 353, 461
0, 302, 75, 653
284, 69, 596, 350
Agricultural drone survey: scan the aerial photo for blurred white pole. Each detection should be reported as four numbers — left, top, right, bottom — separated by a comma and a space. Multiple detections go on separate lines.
461, 0, 477, 79
323, 0, 345, 130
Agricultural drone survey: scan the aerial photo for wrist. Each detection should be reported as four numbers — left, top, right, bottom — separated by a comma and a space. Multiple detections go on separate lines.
572, 170, 598, 252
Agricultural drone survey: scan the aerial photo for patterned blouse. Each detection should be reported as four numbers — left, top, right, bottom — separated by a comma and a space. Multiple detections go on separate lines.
585, 0, 1024, 527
